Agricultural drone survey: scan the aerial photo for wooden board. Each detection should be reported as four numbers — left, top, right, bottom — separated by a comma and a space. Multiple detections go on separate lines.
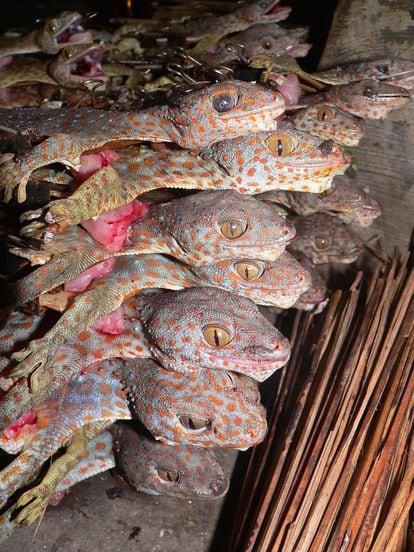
319, 0, 414, 254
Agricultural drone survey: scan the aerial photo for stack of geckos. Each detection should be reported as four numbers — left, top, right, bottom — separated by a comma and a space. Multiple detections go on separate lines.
0, 0, 411, 541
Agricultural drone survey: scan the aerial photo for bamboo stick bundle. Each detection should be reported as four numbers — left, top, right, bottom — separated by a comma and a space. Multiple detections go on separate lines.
228, 245, 414, 552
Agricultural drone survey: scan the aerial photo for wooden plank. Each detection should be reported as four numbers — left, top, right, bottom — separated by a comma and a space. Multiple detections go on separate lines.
319, 0, 414, 254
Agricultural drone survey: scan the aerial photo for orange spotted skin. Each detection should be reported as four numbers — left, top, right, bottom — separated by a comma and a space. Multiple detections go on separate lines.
205, 124, 351, 194
291, 102, 365, 146
8, 190, 295, 308
289, 213, 363, 264
258, 175, 382, 227
0, 358, 264, 509
7, 251, 309, 367
30, 124, 351, 232
0, 80, 285, 202
112, 424, 229, 499
0, 287, 290, 430
121, 358, 266, 449
323, 79, 411, 119
54, 428, 228, 502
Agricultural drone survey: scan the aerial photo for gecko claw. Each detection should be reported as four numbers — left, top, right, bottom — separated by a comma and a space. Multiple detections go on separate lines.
15, 487, 49, 526
0, 160, 30, 203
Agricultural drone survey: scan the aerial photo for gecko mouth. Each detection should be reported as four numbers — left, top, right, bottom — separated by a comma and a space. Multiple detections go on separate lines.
69, 48, 105, 78
265, 4, 292, 21
210, 350, 290, 368
57, 19, 92, 44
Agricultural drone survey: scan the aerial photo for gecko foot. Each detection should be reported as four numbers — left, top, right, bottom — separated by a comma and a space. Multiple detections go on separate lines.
0, 159, 31, 203
9, 345, 47, 378
14, 485, 51, 526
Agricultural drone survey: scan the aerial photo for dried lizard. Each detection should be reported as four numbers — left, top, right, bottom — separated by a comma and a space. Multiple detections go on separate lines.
0, 287, 290, 428
20, 125, 350, 234
0, 80, 285, 202
288, 212, 363, 264
257, 175, 382, 227
0, 11, 92, 58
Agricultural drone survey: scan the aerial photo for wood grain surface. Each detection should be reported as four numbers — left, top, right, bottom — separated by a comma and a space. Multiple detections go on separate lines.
320, 0, 414, 254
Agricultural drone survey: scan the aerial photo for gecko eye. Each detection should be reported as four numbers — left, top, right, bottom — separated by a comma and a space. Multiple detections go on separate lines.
261, 39, 273, 50
363, 85, 376, 98
203, 325, 233, 347
178, 415, 211, 432
375, 64, 389, 74
267, 133, 295, 156
211, 92, 239, 113
220, 220, 247, 239
47, 20, 58, 32
314, 236, 330, 250
317, 106, 334, 121
157, 469, 180, 483
234, 261, 263, 281
321, 186, 335, 197
61, 48, 74, 59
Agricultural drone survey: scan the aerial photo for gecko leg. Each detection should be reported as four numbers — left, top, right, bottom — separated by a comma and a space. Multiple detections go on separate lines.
14, 421, 109, 526
1, 133, 85, 203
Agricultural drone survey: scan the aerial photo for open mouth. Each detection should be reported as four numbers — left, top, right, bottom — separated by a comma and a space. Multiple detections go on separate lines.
57, 19, 92, 44
266, 4, 292, 20
69, 48, 104, 78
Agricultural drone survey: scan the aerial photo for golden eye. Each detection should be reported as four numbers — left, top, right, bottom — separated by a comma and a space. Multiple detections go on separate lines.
321, 186, 335, 197
234, 261, 262, 281
317, 106, 334, 121
315, 236, 330, 250
61, 48, 74, 60
211, 92, 238, 113
220, 220, 247, 239
47, 21, 57, 32
178, 415, 211, 431
157, 469, 180, 483
267, 133, 295, 156
261, 39, 273, 50
203, 325, 232, 347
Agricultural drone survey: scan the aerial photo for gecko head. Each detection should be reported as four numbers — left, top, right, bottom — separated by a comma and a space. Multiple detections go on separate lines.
192, 252, 312, 308
113, 425, 229, 499
326, 79, 411, 119
167, 80, 285, 149
291, 212, 363, 264
158, 189, 295, 265
37, 11, 92, 54
49, 43, 107, 89
139, 287, 290, 382
293, 102, 365, 146
128, 360, 267, 449
207, 126, 350, 194
288, 175, 382, 227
